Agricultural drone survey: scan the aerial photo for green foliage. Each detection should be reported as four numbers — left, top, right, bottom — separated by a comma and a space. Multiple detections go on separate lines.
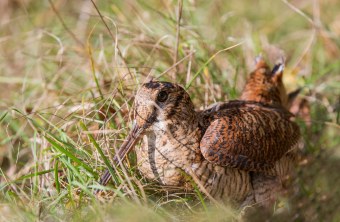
0, 0, 339, 221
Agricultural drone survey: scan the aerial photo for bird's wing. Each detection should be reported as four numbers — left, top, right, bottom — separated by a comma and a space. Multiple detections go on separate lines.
199, 101, 300, 172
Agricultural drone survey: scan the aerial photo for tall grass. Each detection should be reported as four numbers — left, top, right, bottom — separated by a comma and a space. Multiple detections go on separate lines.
0, 0, 339, 221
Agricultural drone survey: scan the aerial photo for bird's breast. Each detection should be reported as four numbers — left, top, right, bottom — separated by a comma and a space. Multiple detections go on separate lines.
135, 133, 188, 186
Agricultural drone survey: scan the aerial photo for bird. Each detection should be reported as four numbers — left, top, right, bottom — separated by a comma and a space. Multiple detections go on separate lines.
240, 56, 288, 107
239, 57, 300, 207
97, 79, 300, 207
240, 56, 303, 111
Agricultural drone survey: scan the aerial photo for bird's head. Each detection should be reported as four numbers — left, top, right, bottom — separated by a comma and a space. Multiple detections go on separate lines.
134, 81, 195, 132
111, 81, 196, 165
97, 81, 197, 187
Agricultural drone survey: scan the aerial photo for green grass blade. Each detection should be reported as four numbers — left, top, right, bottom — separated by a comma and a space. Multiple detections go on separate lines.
79, 121, 119, 184
54, 160, 61, 194
0, 111, 8, 123
45, 136, 95, 175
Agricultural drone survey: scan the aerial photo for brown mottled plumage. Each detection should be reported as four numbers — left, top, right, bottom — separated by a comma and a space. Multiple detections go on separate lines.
240, 57, 288, 107
240, 57, 300, 207
199, 102, 299, 172
97, 80, 300, 207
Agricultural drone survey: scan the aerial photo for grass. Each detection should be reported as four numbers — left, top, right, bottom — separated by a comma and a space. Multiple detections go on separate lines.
0, 0, 340, 221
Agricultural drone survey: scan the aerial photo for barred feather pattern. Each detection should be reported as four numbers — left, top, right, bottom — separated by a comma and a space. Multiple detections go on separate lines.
199, 101, 300, 173
136, 123, 254, 205
240, 57, 288, 107
239, 58, 300, 207
131, 81, 300, 207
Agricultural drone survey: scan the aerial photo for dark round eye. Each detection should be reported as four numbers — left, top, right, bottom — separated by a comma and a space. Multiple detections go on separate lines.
157, 91, 168, 103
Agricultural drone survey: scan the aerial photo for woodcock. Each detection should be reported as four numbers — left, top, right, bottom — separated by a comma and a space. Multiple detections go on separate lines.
240, 57, 300, 206
97, 76, 301, 207
241, 56, 288, 107
241, 56, 304, 111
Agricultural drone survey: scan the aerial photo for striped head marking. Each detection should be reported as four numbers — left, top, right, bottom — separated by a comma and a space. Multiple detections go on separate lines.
135, 81, 195, 131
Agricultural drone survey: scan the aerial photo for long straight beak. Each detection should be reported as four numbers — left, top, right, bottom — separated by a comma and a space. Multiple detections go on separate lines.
95, 123, 143, 192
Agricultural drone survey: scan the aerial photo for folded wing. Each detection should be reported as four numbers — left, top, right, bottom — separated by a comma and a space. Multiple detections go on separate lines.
199, 101, 300, 172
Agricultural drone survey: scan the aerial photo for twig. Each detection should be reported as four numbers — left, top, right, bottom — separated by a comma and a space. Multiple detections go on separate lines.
173, 0, 183, 79
186, 45, 194, 85
156, 50, 195, 79
90, 0, 132, 78
281, 0, 315, 27
281, 0, 318, 69
185, 41, 244, 89
48, 0, 85, 48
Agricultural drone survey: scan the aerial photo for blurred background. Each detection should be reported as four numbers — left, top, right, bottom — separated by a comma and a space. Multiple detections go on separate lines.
0, 0, 339, 221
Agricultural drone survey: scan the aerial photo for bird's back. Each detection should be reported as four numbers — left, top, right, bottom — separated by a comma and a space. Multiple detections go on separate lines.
198, 100, 300, 172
